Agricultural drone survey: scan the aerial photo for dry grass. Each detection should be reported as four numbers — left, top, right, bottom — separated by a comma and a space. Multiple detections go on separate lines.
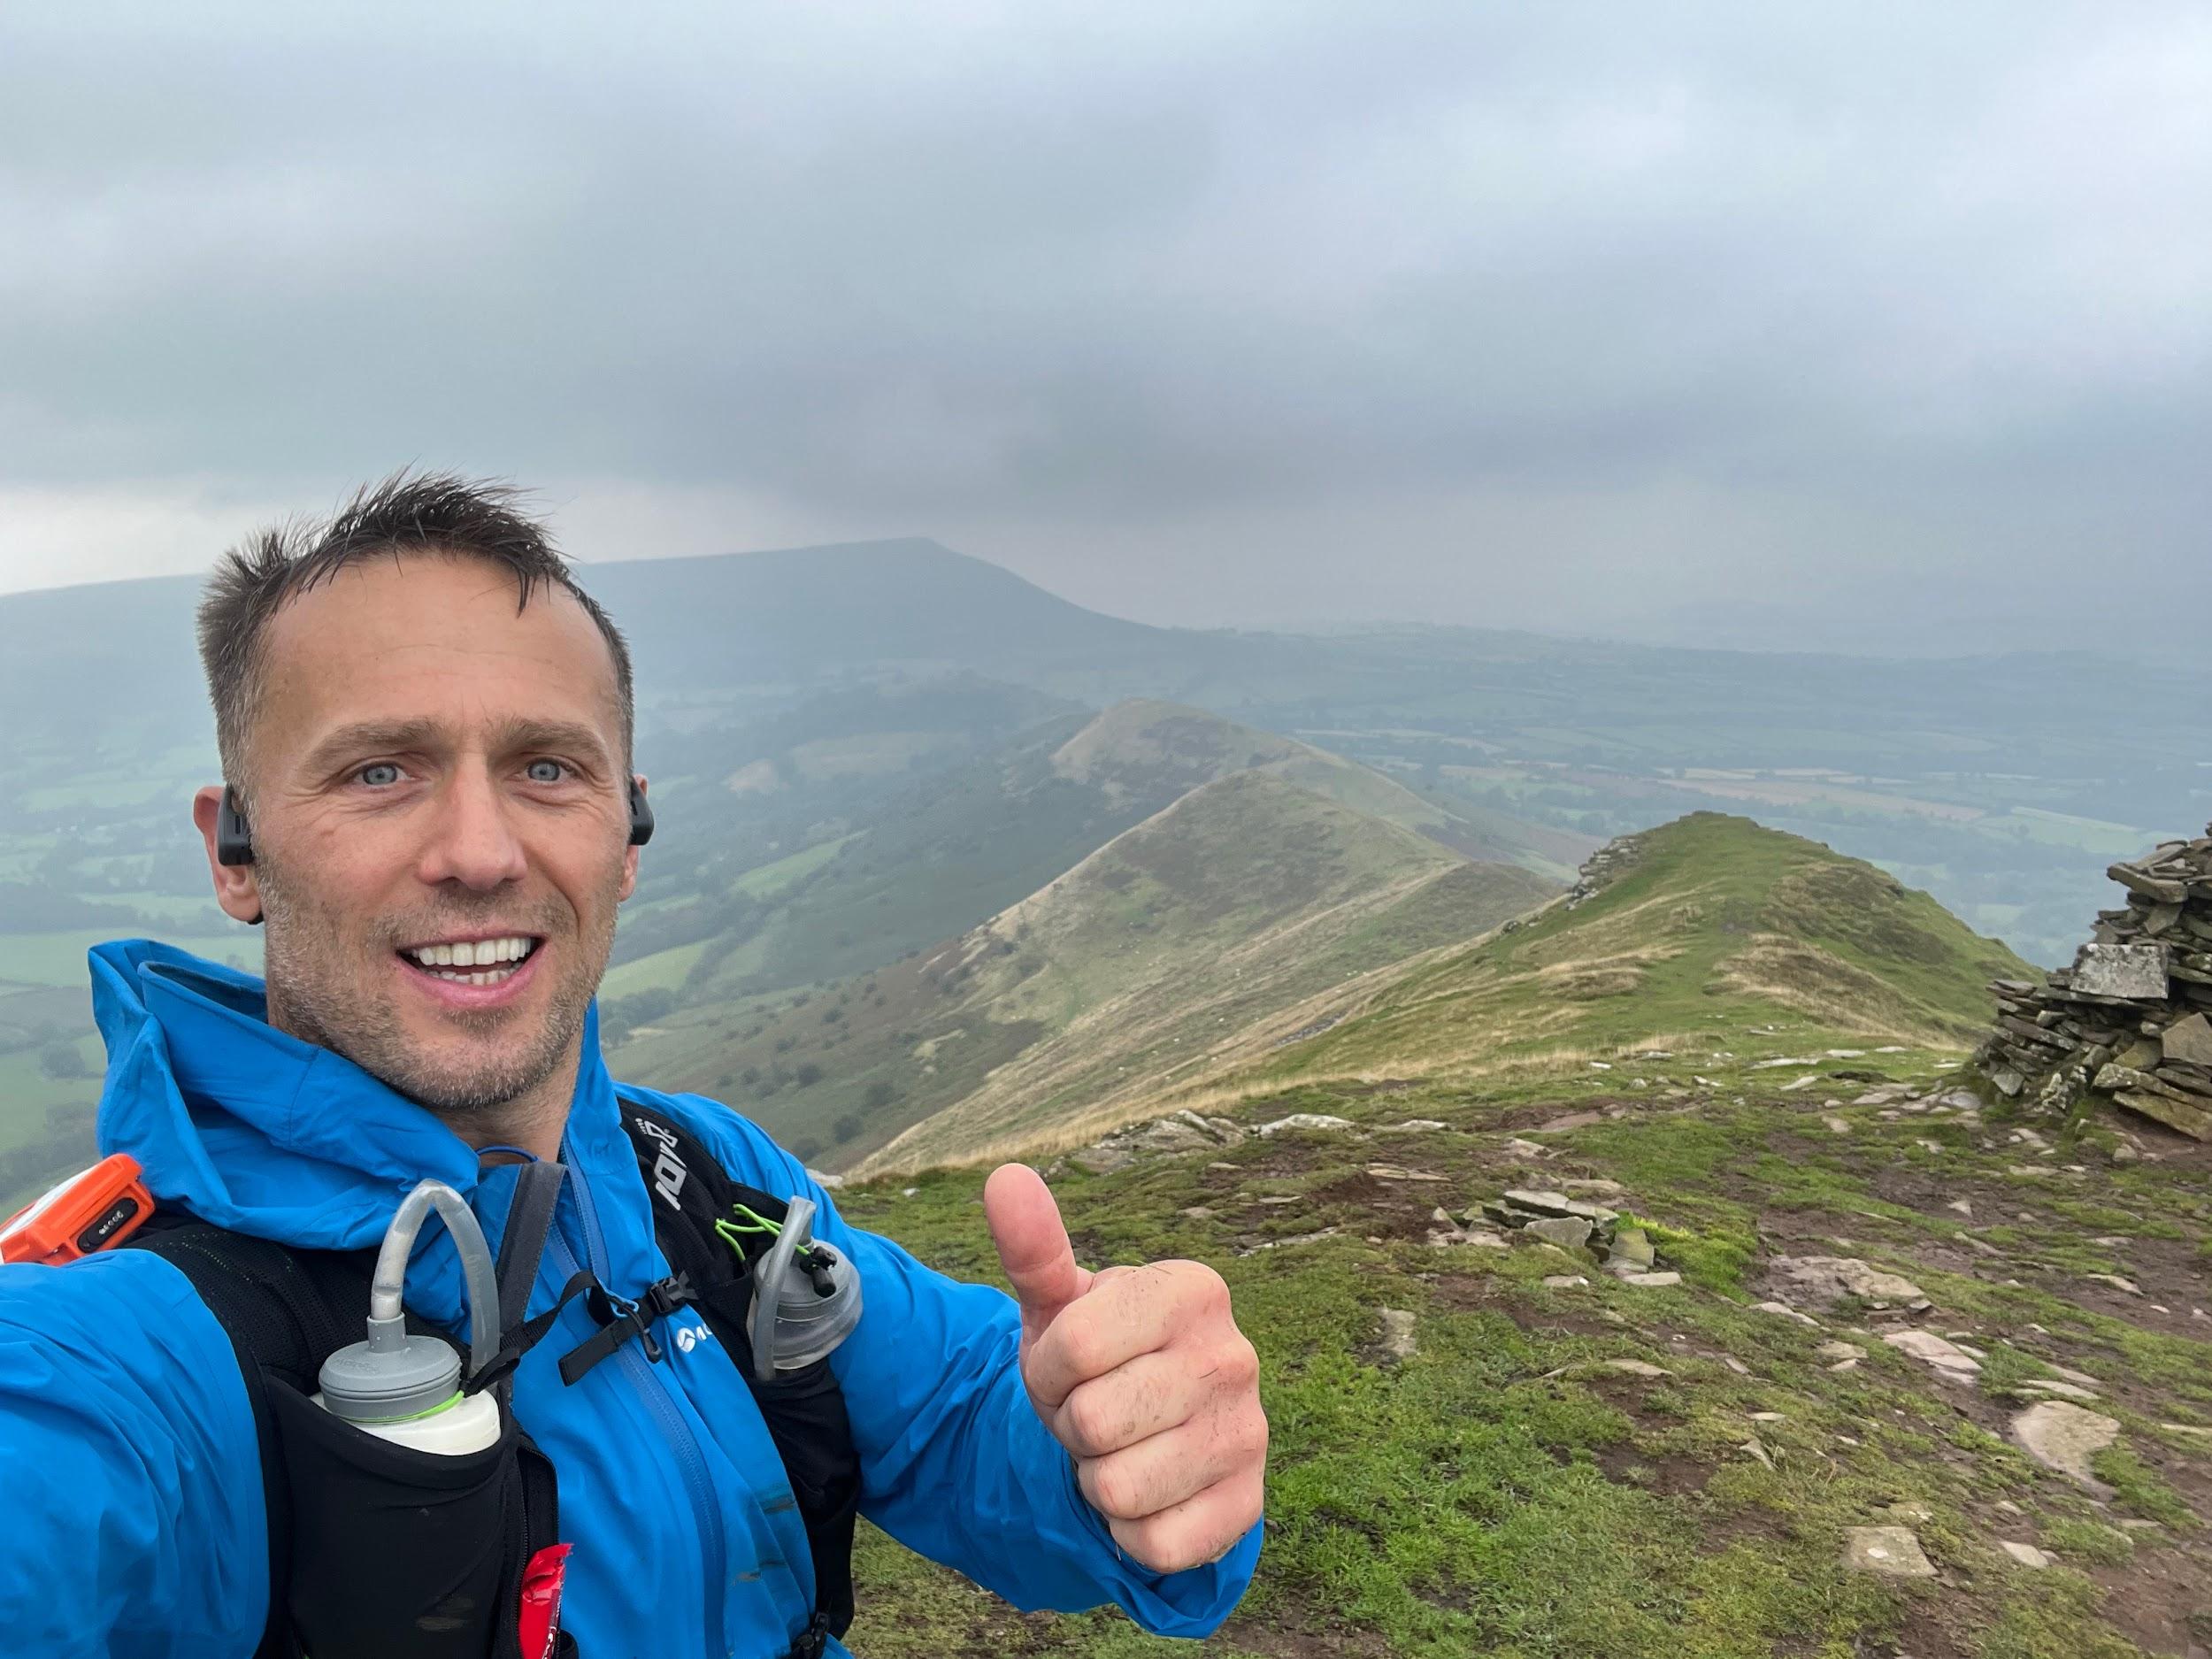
1707, 933, 1964, 1047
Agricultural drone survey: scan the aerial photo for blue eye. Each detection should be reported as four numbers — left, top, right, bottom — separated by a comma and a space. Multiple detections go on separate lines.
526, 759, 568, 784
359, 763, 402, 787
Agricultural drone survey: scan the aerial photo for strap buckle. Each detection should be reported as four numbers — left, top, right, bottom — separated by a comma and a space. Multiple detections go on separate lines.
782, 1611, 833, 1659
558, 1271, 697, 1385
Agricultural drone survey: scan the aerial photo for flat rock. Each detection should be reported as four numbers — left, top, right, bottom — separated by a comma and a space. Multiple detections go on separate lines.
1536, 1111, 1602, 1132
1524, 1216, 1594, 1250
2073, 941, 2171, 1000
1363, 1164, 1448, 1182
1377, 1308, 1418, 1364
2016, 1379, 2100, 1402
2113, 1087, 2212, 1141
1130, 1118, 1215, 1154
1385, 1118, 1449, 1132
1602, 1359, 1671, 1378
1501, 1188, 1578, 1217
1255, 1113, 1356, 1137
2163, 1012, 2212, 1068
1770, 1256, 1928, 1308
1619, 1271, 1681, 1287
1561, 1179, 1626, 1196
1754, 1301, 1820, 1327
1816, 1340, 1867, 1362
1842, 1525, 1936, 1578
1068, 1146, 1135, 1175
1884, 1330, 1981, 1379
2010, 1401, 2120, 1494
1502, 1137, 1552, 1159
1541, 1273, 1589, 1288
1998, 1541, 2055, 1570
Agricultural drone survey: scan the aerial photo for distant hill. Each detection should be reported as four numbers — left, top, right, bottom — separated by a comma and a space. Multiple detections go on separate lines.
623, 758, 1556, 1171
607, 698, 1586, 1016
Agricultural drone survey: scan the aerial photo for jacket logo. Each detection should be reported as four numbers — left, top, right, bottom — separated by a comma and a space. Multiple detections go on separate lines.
673, 1322, 714, 1353
634, 1115, 687, 1210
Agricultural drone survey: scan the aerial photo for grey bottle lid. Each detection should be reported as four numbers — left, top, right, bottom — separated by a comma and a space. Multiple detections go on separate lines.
319, 1313, 465, 1424
748, 1197, 864, 1380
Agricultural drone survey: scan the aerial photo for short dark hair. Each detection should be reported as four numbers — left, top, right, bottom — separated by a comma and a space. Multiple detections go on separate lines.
197, 472, 635, 795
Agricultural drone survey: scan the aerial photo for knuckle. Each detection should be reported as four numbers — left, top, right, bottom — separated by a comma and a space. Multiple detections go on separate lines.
1064, 1389, 1116, 1455
1221, 1333, 1260, 1386
1089, 1457, 1143, 1519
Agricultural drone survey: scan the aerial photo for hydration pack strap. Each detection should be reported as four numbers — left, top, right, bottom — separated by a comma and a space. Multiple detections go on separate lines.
555, 1271, 699, 1385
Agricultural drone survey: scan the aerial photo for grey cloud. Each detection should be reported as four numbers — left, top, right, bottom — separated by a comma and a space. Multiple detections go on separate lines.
0, 1, 2206, 649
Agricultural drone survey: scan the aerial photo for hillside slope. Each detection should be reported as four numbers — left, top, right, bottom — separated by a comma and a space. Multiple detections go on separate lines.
1188, 811, 2037, 1112
626, 770, 1555, 1170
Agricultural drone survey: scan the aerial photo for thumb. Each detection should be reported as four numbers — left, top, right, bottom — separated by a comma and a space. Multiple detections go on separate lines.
984, 1164, 1089, 1347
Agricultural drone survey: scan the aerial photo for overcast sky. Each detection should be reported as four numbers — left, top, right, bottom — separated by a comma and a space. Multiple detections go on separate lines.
2, 2, 2207, 652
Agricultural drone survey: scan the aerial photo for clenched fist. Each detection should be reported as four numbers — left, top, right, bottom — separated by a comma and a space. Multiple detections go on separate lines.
983, 1164, 1268, 1574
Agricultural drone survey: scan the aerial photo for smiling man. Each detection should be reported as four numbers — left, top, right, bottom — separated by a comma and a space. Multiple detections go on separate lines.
0, 475, 1265, 1658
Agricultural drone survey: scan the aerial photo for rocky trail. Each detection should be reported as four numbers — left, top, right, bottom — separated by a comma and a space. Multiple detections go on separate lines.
841, 1040, 2212, 1658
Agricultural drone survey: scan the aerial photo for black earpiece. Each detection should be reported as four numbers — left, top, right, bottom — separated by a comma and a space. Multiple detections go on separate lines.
627, 776, 655, 847
216, 787, 255, 867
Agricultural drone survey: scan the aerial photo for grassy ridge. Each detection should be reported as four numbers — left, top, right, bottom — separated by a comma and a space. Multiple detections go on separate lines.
1213, 813, 2033, 1106
832, 1034, 2212, 1658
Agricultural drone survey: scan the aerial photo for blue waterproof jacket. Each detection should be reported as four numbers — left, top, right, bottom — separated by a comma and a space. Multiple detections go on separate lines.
0, 941, 1261, 1657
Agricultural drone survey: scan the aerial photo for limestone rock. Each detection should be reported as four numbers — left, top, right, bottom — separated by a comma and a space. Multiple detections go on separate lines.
2114, 1087, 2212, 1141
1542, 1273, 1589, 1288
2009, 1401, 2120, 1494
1754, 1301, 1820, 1326
2016, 1379, 2100, 1402
1524, 1216, 1594, 1250
2163, 1011, 2212, 1067
2073, 941, 2170, 999
1769, 1256, 1927, 1308
1842, 1526, 1936, 1578
1377, 1309, 1418, 1364
1255, 1113, 1356, 1137
1998, 1541, 2054, 1570
1619, 1271, 1681, 1287
1500, 1188, 1578, 1217
1884, 1330, 1981, 1379
1606, 1226, 1656, 1275
1068, 1145, 1135, 1176
1816, 1340, 1867, 1362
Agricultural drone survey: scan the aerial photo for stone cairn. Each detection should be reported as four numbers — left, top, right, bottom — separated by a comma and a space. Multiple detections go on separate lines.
1973, 826, 2212, 1141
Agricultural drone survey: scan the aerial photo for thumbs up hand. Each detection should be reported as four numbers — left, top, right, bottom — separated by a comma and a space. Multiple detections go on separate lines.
984, 1164, 1267, 1575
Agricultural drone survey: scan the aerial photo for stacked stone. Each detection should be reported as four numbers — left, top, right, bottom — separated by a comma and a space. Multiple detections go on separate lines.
1477, 1187, 1677, 1283
1563, 832, 1645, 910
1973, 825, 2212, 1141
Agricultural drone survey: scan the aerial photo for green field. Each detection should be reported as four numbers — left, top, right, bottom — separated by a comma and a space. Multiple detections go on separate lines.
0, 929, 261, 988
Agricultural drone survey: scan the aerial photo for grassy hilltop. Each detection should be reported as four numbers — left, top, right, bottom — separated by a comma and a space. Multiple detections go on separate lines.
822, 818, 2212, 1659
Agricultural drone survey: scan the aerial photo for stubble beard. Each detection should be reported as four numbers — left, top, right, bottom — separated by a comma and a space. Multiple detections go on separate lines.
255, 852, 622, 1140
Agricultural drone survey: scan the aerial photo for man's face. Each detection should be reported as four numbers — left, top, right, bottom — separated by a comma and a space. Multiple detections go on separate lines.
200, 554, 638, 1123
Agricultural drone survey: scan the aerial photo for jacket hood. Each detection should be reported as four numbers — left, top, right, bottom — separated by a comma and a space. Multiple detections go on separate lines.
88, 937, 618, 1277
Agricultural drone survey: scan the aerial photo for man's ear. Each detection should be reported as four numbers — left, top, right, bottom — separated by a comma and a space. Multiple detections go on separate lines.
618, 775, 646, 903
192, 786, 265, 925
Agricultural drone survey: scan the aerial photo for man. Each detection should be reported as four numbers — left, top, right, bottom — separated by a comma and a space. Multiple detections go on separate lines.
0, 475, 1265, 1657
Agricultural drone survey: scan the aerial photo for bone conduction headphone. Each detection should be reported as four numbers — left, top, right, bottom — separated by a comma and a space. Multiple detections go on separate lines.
215, 780, 656, 871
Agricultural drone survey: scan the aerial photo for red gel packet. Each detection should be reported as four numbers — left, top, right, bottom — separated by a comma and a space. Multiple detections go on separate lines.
518, 1542, 573, 1658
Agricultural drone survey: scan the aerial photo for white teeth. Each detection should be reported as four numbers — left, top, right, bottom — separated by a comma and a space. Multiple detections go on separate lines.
408, 936, 534, 972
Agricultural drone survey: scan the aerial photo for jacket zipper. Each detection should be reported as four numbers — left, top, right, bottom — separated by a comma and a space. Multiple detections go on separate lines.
559, 1139, 731, 1657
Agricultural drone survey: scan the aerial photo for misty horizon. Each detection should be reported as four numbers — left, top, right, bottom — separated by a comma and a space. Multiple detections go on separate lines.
4, 3, 2208, 656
